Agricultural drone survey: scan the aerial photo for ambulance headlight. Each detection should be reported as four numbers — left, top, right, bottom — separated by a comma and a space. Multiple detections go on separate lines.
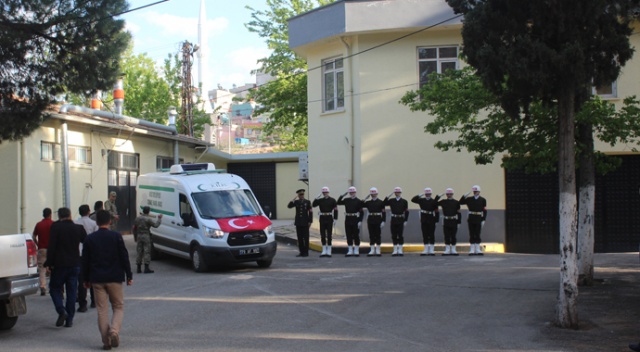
203, 226, 225, 239
265, 226, 274, 235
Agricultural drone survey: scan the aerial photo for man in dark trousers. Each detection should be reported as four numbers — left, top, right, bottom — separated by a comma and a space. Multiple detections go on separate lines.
82, 210, 133, 350
384, 187, 409, 256
411, 187, 440, 256
337, 186, 364, 257
438, 188, 461, 256
460, 185, 487, 256
363, 187, 386, 257
312, 186, 338, 257
44, 207, 87, 328
287, 189, 312, 257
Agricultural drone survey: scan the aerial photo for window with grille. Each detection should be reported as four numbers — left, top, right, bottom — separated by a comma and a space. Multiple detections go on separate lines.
40, 142, 92, 164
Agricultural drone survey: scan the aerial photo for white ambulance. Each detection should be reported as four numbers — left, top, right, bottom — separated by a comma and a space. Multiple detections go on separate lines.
136, 163, 277, 272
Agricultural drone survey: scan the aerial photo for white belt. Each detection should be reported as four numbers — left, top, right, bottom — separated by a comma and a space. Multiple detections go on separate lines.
444, 216, 458, 220
420, 210, 435, 214
369, 212, 382, 216
345, 213, 359, 216
469, 211, 483, 216
319, 212, 332, 216
391, 214, 404, 218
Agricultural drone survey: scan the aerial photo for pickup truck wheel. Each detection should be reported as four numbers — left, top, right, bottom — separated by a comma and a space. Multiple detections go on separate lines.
256, 259, 272, 268
0, 303, 18, 330
191, 246, 210, 273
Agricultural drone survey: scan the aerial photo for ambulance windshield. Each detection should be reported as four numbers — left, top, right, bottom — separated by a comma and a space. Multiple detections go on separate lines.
192, 189, 261, 219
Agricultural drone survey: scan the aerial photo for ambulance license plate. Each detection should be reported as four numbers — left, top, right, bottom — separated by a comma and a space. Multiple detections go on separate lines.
239, 248, 260, 255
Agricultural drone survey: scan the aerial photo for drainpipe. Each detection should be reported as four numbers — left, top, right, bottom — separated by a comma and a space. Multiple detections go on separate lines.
19, 139, 25, 233
59, 104, 178, 135
61, 122, 71, 208
340, 36, 356, 187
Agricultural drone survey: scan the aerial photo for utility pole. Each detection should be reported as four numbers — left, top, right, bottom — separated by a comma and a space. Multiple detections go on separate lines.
180, 41, 198, 136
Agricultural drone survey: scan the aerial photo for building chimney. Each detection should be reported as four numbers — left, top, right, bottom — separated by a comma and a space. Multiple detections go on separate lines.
90, 90, 102, 110
113, 77, 124, 115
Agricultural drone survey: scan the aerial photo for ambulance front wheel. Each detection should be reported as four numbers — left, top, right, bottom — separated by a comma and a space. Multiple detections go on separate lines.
257, 259, 272, 268
191, 245, 210, 273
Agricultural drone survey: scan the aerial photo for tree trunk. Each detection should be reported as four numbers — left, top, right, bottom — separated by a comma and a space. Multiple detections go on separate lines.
577, 122, 595, 286
556, 92, 579, 328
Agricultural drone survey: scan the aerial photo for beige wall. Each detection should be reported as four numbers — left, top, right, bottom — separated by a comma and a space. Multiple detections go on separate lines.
276, 162, 308, 220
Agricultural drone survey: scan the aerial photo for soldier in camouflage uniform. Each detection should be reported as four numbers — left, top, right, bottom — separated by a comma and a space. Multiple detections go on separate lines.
104, 191, 119, 231
133, 206, 163, 273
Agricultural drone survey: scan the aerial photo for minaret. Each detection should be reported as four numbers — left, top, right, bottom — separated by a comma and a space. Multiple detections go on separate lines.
197, 0, 212, 112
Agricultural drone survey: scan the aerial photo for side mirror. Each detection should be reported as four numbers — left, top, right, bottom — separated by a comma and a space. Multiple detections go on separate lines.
262, 206, 272, 219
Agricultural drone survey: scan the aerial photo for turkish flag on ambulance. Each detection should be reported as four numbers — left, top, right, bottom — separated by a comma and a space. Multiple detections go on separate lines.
216, 216, 272, 232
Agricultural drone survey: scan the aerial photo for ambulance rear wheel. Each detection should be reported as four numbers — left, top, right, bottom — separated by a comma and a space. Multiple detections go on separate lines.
191, 245, 210, 273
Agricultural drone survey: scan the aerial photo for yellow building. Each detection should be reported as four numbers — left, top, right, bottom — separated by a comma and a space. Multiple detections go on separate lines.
288, 0, 640, 253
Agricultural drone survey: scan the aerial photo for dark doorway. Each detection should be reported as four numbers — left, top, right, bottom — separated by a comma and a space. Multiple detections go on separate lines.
227, 163, 276, 219
107, 151, 139, 232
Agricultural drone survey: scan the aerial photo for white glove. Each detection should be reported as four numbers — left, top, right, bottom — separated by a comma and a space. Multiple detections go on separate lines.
357, 222, 361, 229
380, 221, 385, 229
481, 221, 485, 228
403, 221, 407, 227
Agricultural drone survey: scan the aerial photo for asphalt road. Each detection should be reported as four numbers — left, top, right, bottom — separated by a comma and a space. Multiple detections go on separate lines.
1, 236, 639, 351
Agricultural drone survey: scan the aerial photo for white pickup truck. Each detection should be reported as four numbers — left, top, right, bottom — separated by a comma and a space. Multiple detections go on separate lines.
0, 233, 39, 330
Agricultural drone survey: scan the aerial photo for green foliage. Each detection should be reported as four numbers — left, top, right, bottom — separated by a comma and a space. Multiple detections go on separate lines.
400, 67, 640, 174
0, 0, 131, 141
120, 48, 174, 124
245, 0, 334, 150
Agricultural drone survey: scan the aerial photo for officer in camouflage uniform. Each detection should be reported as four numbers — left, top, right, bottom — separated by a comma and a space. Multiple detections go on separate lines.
133, 206, 163, 273
104, 191, 119, 231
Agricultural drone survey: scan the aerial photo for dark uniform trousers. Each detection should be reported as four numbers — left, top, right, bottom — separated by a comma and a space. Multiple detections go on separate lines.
319, 216, 334, 246
364, 198, 386, 246
385, 198, 409, 246
296, 225, 310, 255
411, 196, 439, 245
460, 195, 487, 244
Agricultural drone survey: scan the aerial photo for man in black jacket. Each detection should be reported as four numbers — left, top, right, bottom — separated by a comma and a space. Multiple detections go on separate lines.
287, 189, 313, 257
82, 210, 133, 350
44, 207, 87, 328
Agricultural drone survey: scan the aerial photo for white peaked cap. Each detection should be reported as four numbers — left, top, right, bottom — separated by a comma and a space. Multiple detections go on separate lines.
424, 187, 433, 194
348, 186, 357, 192
369, 187, 378, 194
446, 188, 454, 194
321, 186, 330, 193
394, 187, 402, 193
472, 185, 481, 192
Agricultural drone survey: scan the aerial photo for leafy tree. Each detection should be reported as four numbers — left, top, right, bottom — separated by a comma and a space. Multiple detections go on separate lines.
120, 48, 174, 124
0, 0, 130, 141
443, 0, 638, 328
245, 0, 334, 151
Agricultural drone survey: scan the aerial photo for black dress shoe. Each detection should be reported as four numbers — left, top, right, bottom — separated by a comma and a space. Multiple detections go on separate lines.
77, 305, 88, 313
90, 302, 96, 308
296, 254, 303, 257
64, 321, 73, 328
56, 312, 67, 327
629, 342, 640, 352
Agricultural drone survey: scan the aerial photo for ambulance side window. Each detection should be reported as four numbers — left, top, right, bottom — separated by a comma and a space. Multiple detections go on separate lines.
179, 193, 198, 228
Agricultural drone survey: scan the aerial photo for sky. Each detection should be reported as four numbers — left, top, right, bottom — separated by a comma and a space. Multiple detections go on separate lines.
120, 0, 272, 91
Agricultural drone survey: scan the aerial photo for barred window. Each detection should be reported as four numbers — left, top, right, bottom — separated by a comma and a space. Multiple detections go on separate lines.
41, 142, 91, 164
